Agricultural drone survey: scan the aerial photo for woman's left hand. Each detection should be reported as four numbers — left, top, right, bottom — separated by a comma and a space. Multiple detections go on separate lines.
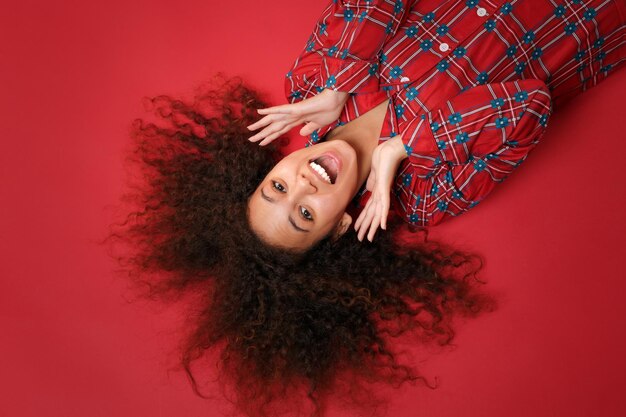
246, 89, 349, 146
354, 136, 408, 242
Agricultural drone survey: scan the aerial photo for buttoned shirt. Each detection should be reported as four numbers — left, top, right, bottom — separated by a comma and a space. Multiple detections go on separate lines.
285, 0, 626, 227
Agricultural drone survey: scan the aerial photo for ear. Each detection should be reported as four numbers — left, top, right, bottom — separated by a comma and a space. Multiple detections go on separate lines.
331, 212, 353, 242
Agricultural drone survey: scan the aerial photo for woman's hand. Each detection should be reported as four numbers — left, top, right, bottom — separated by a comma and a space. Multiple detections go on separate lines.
246, 89, 349, 146
354, 136, 408, 242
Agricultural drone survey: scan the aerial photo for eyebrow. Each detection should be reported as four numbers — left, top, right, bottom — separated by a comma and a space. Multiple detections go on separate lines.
260, 189, 310, 233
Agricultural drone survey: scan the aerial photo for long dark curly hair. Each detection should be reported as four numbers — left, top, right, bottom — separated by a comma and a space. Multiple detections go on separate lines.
103, 74, 496, 417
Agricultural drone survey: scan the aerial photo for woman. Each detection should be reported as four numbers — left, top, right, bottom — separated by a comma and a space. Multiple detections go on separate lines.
112, 76, 491, 417
247, 0, 626, 250
108, 1, 625, 416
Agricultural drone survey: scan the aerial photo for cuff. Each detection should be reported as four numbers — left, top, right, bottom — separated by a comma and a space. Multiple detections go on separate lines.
396, 113, 442, 175
319, 55, 380, 94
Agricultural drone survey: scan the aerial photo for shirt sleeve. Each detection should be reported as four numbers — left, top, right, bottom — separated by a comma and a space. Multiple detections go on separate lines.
392, 79, 553, 227
285, 0, 411, 103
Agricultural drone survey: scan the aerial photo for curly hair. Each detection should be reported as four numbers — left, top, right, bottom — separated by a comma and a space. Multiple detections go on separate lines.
103, 74, 496, 417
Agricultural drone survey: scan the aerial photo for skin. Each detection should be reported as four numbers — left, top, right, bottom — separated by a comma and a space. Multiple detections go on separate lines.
247, 99, 389, 252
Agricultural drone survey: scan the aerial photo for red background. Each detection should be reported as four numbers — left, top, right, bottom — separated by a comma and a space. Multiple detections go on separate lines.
2, 1, 626, 416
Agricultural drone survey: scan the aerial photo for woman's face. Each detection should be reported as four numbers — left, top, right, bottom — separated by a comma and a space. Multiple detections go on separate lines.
247, 140, 360, 251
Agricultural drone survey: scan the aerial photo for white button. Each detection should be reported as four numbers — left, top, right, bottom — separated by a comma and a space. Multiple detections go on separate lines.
477, 7, 487, 17
439, 42, 449, 52
400, 76, 410, 82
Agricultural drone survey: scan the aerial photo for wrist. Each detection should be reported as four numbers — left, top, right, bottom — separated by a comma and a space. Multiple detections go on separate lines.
322, 88, 349, 106
384, 135, 408, 162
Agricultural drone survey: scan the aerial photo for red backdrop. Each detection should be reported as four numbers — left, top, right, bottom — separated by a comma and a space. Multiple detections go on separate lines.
1, 1, 626, 416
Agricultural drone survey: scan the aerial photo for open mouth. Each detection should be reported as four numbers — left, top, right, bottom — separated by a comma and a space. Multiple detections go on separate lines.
309, 154, 340, 184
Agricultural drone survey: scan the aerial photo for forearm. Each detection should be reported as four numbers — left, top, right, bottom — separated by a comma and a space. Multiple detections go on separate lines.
392, 80, 552, 227
286, 0, 413, 102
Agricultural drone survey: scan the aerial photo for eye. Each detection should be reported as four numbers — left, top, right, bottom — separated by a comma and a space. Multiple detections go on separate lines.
300, 206, 314, 221
272, 181, 286, 192
271, 180, 314, 222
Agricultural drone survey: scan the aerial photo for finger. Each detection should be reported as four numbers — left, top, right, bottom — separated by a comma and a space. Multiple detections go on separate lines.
264, 120, 300, 144
358, 206, 375, 242
367, 202, 382, 242
365, 170, 376, 192
381, 196, 390, 230
248, 130, 268, 142
299, 121, 322, 137
357, 201, 378, 242
259, 119, 302, 146
257, 104, 296, 115
247, 114, 279, 131
248, 121, 286, 143
259, 125, 291, 146
247, 115, 280, 136
354, 197, 373, 231
365, 201, 382, 242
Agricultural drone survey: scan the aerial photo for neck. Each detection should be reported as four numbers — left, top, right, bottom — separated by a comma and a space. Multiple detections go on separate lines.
325, 99, 389, 190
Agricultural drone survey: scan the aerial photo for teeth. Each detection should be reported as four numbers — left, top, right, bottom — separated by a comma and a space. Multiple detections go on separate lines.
309, 161, 332, 184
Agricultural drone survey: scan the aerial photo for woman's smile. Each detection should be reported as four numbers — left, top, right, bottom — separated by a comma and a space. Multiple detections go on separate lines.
309, 151, 342, 184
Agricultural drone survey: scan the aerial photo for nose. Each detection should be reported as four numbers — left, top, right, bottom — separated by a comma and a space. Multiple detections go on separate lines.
297, 172, 317, 193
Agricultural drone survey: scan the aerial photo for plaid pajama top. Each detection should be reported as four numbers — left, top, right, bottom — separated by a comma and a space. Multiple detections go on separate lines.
285, 0, 626, 227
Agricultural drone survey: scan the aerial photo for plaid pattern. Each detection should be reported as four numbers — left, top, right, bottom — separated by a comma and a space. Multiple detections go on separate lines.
285, 0, 626, 227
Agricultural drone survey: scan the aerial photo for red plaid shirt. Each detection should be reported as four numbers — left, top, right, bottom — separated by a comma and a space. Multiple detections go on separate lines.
285, 0, 626, 227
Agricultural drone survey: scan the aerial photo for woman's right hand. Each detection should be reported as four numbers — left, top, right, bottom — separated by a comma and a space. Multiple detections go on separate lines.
354, 136, 408, 242
246, 88, 349, 146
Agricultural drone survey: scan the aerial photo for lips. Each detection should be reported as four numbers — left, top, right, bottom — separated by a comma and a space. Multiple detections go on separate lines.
312, 152, 341, 184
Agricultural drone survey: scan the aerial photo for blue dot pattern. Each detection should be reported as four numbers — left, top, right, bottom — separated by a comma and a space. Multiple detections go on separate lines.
284, 0, 626, 227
